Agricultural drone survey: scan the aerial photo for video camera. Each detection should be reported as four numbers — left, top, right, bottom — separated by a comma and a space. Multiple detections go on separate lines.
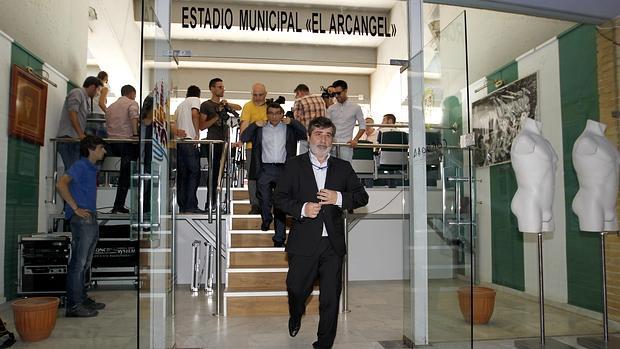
320, 86, 335, 99
218, 103, 239, 123
265, 96, 293, 118
265, 95, 286, 105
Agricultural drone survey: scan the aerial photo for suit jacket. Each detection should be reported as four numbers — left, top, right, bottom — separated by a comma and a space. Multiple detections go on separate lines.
274, 153, 369, 257
240, 119, 307, 180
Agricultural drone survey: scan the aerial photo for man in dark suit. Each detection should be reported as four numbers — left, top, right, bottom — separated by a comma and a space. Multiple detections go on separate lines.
240, 102, 307, 247
274, 117, 369, 349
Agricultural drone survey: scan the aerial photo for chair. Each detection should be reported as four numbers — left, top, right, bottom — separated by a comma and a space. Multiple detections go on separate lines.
351, 140, 374, 179
377, 131, 408, 179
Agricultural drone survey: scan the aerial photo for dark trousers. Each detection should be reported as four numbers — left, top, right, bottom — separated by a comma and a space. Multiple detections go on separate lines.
177, 143, 201, 211
287, 238, 343, 348
108, 142, 138, 210
66, 213, 99, 309
257, 164, 286, 242
58, 140, 80, 171
207, 143, 224, 208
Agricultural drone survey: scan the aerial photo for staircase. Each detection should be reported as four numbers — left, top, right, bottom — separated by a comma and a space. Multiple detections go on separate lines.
224, 188, 320, 316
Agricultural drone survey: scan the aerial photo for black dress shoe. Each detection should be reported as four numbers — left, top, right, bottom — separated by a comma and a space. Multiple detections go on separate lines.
288, 317, 300, 337
312, 341, 331, 349
273, 241, 285, 248
111, 206, 129, 214
261, 221, 271, 231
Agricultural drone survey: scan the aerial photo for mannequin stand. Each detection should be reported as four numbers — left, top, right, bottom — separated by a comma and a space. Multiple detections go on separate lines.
515, 233, 575, 349
577, 232, 620, 349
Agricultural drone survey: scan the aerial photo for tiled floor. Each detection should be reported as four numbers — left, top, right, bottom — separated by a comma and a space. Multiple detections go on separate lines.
0, 280, 617, 348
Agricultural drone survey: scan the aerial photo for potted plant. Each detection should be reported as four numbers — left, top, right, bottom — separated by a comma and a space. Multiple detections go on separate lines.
457, 285, 496, 324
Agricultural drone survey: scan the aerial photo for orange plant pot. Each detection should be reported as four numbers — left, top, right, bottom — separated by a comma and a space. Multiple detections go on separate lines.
11, 297, 59, 342
457, 286, 496, 324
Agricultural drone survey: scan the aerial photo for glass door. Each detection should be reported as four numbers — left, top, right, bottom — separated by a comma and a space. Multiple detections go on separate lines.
136, 0, 175, 347
403, 9, 475, 347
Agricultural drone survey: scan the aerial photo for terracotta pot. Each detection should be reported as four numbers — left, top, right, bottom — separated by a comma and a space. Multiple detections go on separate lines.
11, 297, 59, 342
457, 286, 496, 324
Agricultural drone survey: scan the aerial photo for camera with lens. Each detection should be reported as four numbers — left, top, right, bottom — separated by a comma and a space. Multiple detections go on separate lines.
218, 103, 239, 122
320, 86, 335, 99
265, 95, 286, 105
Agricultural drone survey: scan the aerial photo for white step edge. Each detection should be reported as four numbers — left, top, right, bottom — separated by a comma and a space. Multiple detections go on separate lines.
224, 290, 319, 297
229, 230, 280, 234
227, 267, 288, 273
230, 187, 248, 191
232, 200, 251, 204
232, 214, 262, 218
229, 247, 285, 252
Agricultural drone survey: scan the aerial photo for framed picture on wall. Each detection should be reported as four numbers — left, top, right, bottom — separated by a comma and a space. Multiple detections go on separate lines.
8, 64, 48, 146
472, 72, 538, 167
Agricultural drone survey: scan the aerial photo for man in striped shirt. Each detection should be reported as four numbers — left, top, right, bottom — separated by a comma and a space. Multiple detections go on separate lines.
293, 84, 325, 153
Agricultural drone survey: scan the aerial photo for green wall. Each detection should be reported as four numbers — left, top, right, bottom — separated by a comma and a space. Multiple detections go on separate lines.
558, 25, 602, 312
4, 43, 43, 299
488, 61, 525, 291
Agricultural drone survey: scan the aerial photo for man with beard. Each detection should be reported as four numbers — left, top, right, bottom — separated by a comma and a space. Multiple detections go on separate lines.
274, 117, 368, 349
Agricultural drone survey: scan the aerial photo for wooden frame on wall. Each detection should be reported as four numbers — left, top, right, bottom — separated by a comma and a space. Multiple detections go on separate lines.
8, 64, 48, 145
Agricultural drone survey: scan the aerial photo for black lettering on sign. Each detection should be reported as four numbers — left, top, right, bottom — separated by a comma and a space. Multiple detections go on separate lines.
181, 7, 397, 37
182, 6, 189, 28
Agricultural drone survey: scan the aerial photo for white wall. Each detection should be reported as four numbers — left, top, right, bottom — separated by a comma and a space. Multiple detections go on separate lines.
0, 31, 13, 301
172, 68, 371, 104
0, 0, 88, 84
88, 0, 142, 96
438, 5, 573, 84
38, 64, 69, 232
516, 38, 567, 303
370, 1, 408, 120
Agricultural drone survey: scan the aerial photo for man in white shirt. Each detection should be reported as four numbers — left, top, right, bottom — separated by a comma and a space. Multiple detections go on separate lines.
173, 85, 204, 213
274, 117, 368, 349
326, 80, 366, 162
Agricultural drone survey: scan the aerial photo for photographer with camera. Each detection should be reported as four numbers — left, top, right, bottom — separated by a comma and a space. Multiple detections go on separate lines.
238, 82, 269, 214
200, 78, 241, 211
293, 84, 325, 154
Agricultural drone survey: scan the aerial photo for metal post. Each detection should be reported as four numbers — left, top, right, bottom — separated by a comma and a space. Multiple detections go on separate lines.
342, 212, 349, 313
171, 187, 177, 315
516, 232, 575, 349
538, 232, 545, 344
208, 143, 214, 223
214, 188, 222, 315
52, 140, 58, 204
206, 242, 214, 294
601, 232, 609, 342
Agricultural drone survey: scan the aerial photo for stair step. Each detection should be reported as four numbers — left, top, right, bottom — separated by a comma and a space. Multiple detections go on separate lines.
233, 202, 252, 215
227, 269, 319, 291
229, 250, 288, 267
230, 232, 289, 247
225, 291, 320, 316
232, 216, 293, 230
232, 190, 250, 200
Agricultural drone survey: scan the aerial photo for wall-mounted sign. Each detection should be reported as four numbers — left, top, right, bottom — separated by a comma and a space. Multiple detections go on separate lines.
180, 6, 397, 37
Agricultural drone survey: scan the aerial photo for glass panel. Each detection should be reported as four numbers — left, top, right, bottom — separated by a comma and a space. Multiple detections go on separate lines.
138, 0, 174, 347
403, 10, 474, 347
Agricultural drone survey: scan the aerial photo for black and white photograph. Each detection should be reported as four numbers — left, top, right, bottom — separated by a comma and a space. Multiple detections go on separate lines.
472, 73, 538, 167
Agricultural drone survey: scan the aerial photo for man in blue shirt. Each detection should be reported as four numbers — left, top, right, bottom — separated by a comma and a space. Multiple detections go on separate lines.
240, 102, 307, 247
56, 135, 107, 317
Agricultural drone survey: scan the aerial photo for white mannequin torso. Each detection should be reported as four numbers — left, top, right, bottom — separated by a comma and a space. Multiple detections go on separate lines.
571, 119, 620, 232
510, 118, 558, 233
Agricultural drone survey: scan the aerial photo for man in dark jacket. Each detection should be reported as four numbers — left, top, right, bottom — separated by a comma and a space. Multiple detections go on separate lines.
240, 102, 307, 246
